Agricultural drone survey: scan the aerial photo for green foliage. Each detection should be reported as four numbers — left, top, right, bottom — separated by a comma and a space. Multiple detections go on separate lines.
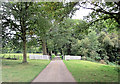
42, 2, 78, 22
73, 29, 101, 60
71, 27, 120, 65
82, 1, 120, 29
86, 57, 96, 62
103, 36, 114, 47
98, 31, 120, 64
51, 54, 55, 59
47, 18, 88, 55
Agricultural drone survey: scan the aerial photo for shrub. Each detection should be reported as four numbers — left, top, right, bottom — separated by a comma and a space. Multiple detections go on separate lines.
81, 56, 86, 60
86, 57, 95, 62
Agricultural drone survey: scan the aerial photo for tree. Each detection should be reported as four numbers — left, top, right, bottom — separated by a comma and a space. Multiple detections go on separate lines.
47, 18, 88, 55
2, 2, 35, 63
78, 1, 120, 61
98, 31, 120, 64
2, 2, 80, 60
34, 15, 52, 55
29, 2, 80, 55
77, 1, 120, 29
77, 29, 101, 61
42, 2, 79, 22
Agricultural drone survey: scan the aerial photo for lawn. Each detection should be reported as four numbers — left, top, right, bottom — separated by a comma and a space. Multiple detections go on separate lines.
0, 53, 43, 60
63, 60, 120, 82
1, 53, 50, 82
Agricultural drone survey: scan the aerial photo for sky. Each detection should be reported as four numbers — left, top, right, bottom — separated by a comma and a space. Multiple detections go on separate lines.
72, 7, 92, 20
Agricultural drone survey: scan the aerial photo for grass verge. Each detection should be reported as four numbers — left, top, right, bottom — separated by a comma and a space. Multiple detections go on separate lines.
2, 56, 50, 82
63, 60, 120, 82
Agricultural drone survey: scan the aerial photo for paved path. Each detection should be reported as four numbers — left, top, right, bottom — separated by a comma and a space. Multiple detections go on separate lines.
32, 56, 76, 82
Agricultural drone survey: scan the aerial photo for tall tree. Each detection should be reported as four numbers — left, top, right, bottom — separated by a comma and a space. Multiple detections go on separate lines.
2, 2, 34, 63
32, 2, 79, 55
34, 15, 51, 55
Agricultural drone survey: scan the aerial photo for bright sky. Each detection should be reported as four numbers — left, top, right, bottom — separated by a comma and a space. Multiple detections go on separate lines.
72, 7, 92, 20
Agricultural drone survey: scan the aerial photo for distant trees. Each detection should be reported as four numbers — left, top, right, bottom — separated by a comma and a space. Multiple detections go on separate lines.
71, 28, 120, 64
47, 18, 88, 55
77, 30, 100, 60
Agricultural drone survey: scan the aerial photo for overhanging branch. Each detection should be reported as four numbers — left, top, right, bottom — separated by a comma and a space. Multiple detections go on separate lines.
89, 16, 115, 25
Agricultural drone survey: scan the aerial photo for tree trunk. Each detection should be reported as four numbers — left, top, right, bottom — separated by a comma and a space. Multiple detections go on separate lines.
117, 24, 120, 63
22, 27, 27, 63
61, 48, 64, 55
42, 39, 47, 55
55, 51, 57, 56
60, 49, 62, 55
21, 16, 27, 63
46, 42, 49, 54
23, 38, 27, 63
67, 43, 71, 55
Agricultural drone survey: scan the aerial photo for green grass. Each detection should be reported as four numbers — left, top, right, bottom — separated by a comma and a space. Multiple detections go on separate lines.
0, 53, 43, 60
63, 60, 120, 82
1, 53, 50, 82
0, 53, 43, 57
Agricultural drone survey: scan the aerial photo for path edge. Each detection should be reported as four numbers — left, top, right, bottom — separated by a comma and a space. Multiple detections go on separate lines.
30, 60, 51, 82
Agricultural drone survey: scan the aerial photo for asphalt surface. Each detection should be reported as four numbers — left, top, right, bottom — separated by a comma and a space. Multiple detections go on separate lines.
32, 56, 76, 82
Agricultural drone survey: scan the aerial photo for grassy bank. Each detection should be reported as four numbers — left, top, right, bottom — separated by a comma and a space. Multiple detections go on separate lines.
64, 60, 120, 82
1, 53, 50, 82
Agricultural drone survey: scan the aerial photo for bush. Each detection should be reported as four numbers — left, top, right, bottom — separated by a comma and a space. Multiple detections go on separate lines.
104, 56, 109, 61
86, 57, 95, 62
81, 56, 86, 60
107, 61, 118, 66
95, 56, 101, 61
